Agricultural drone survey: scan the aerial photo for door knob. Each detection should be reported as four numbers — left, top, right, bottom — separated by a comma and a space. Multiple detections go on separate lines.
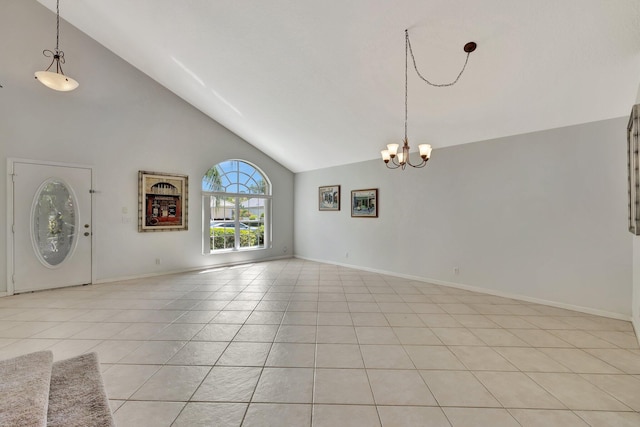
84, 224, 90, 228
84, 232, 90, 236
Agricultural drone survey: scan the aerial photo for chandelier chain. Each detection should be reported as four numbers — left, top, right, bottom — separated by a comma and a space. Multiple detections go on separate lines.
406, 30, 471, 88
404, 30, 409, 141
55, 0, 60, 52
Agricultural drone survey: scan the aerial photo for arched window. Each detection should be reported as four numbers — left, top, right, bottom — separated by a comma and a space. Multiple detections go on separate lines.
202, 160, 271, 253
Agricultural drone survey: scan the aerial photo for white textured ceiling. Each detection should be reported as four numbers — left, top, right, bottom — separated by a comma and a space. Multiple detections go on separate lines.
39, 0, 640, 172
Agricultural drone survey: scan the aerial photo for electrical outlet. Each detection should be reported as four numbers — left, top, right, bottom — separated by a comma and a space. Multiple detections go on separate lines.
345, 252, 349, 258
155, 258, 161, 265
453, 267, 460, 275
283, 246, 288, 253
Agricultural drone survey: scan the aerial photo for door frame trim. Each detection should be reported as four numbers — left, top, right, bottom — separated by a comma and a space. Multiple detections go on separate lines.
7, 158, 95, 295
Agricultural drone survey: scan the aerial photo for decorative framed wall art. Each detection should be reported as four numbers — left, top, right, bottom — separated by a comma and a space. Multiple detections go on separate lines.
319, 185, 340, 211
138, 171, 188, 232
351, 188, 378, 218
628, 104, 640, 235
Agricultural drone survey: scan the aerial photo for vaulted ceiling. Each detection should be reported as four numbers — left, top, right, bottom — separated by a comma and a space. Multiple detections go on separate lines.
38, 0, 640, 172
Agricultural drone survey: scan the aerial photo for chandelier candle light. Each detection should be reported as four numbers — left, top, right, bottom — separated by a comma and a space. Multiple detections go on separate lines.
34, 0, 79, 91
381, 29, 476, 169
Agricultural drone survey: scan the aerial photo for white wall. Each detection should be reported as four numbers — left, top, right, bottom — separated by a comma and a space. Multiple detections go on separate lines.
633, 236, 640, 333
295, 118, 632, 318
0, 0, 294, 290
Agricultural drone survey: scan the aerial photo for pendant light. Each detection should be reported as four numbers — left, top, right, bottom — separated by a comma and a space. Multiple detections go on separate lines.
35, 0, 79, 92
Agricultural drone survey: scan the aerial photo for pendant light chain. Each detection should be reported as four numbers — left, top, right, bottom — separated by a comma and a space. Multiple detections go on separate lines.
404, 30, 409, 142
406, 31, 472, 88
52, 0, 66, 73
55, 0, 60, 52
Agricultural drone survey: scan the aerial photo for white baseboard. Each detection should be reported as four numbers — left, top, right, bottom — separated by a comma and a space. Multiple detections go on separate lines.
94, 254, 293, 285
294, 255, 631, 321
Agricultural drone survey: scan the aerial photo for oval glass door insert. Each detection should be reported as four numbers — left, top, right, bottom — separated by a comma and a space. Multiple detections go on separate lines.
32, 179, 77, 267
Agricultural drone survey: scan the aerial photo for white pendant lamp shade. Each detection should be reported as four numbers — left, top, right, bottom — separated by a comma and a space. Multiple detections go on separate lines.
34, 70, 79, 92
387, 143, 399, 157
418, 144, 432, 159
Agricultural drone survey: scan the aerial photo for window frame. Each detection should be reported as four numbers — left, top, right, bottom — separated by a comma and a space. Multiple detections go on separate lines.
201, 160, 271, 254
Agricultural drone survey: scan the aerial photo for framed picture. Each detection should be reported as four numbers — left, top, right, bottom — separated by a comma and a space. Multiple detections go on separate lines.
351, 188, 378, 218
628, 104, 640, 235
138, 171, 188, 232
319, 185, 340, 211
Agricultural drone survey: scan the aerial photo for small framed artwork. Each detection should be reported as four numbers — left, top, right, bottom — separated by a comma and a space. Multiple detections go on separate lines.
138, 170, 188, 232
319, 185, 340, 211
628, 104, 640, 235
351, 188, 378, 218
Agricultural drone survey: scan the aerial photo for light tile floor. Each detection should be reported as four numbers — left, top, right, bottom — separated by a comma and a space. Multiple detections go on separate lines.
0, 259, 639, 426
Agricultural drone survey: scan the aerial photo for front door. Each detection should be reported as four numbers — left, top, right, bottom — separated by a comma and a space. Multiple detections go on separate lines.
11, 161, 92, 294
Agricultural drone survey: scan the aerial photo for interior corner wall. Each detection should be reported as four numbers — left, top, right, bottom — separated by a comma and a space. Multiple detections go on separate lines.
294, 117, 632, 318
0, 0, 294, 292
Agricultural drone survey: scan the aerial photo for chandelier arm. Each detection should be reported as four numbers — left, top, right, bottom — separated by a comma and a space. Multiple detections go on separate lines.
56, 58, 65, 75
41, 51, 57, 72
385, 158, 402, 169
406, 158, 428, 168
406, 31, 472, 87
385, 162, 401, 170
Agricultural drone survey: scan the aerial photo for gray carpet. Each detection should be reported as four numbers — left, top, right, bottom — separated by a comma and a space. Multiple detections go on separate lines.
47, 352, 115, 427
0, 350, 53, 427
0, 351, 115, 427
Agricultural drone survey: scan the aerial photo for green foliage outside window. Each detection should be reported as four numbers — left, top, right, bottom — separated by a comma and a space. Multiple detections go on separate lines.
210, 226, 264, 250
